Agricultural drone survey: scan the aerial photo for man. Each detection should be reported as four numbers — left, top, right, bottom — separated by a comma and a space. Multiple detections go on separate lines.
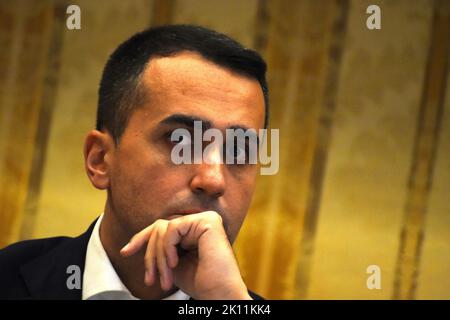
0, 24, 268, 300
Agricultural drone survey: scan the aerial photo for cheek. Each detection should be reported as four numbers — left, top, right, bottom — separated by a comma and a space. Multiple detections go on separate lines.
111, 154, 190, 232
111, 143, 174, 205
231, 168, 258, 205
226, 170, 258, 238
115, 156, 181, 203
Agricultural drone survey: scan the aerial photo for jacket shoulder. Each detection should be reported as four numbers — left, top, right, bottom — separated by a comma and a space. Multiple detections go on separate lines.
0, 220, 96, 299
0, 236, 70, 269
0, 237, 70, 298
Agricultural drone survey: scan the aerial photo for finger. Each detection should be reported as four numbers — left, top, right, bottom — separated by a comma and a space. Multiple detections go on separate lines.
164, 219, 190, 268
120, 224, 154, 257
156, 226, 173, 291
143, 225, 158, 286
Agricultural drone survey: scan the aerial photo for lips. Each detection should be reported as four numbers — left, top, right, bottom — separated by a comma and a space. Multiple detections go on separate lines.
174, 208, 204, 215
167, 208, 204, 220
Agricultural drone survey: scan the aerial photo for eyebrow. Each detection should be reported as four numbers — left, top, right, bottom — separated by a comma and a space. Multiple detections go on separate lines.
159, 113, 259, 143
228, 126, 260, 146
159, 114, 212, 130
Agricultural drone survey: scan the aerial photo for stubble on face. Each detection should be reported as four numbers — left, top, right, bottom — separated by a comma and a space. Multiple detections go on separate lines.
105, 51, 265, 244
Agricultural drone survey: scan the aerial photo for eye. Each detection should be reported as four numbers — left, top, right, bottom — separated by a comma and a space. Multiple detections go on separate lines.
225, 142, 247, 164
167, 129, 193, 147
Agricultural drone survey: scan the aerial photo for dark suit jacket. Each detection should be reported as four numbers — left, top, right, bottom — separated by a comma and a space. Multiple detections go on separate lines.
0, 220, 263, 300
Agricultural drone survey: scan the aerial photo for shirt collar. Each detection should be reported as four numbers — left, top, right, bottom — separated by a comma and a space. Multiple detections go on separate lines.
82, 214, 190, 300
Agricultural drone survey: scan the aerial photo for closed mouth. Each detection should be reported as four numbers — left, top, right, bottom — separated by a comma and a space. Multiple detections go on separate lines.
174, 208, 204, 215
167, 208, 204, 220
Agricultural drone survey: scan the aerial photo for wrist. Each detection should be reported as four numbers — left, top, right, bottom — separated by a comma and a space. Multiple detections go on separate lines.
217, 283, 252, 300
197, 281, 252, 300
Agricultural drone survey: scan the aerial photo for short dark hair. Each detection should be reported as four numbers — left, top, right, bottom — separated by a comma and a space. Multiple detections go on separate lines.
96, 24, 269, 143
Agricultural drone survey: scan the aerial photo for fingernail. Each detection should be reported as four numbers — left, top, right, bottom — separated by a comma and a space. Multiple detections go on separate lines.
121, 243, 130, 252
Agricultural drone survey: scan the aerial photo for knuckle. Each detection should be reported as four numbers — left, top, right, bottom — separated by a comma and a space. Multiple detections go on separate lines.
167, 219, 177, 230
155, 219, 169, 230
166, 221, 179, 237
205, 211, 222, 223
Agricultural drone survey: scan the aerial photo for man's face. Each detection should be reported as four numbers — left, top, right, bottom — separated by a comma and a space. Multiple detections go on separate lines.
106, 52, 265, 243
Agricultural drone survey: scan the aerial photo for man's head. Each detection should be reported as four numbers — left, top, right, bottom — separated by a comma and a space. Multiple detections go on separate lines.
84, 25, 268, 243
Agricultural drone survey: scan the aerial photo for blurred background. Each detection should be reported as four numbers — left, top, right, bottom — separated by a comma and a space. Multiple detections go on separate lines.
0, 0, 449, 299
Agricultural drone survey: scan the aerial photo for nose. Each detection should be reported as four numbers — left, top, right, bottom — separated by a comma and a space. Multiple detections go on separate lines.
189, 147, 226, 198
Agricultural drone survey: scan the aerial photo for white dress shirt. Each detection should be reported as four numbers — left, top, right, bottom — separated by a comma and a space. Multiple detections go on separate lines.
82, 214, 190, 300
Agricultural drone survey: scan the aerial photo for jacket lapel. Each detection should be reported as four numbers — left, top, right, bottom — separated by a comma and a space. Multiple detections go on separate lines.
20, 220, 97, 299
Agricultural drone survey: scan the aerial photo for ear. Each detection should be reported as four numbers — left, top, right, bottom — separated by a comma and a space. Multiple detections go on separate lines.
84, 130, 114, 190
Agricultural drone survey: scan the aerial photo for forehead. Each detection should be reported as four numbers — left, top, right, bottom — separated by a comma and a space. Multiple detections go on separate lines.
137, 51, 265, 130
